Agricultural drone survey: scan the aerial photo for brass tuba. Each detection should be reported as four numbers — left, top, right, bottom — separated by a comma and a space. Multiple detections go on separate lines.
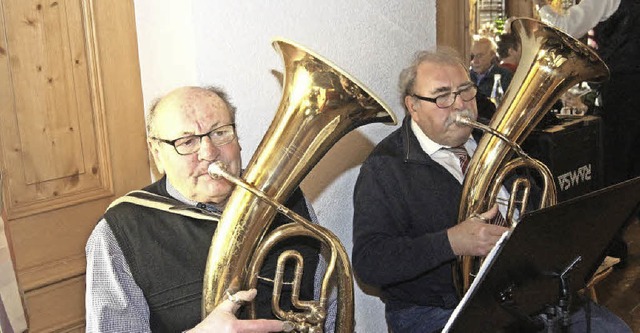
454, 18, 609, 294
202, 39, 397, 332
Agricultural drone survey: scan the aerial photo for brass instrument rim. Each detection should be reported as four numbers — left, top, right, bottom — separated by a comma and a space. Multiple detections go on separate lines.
513, 17, 609, 80
272, 36, 398, 126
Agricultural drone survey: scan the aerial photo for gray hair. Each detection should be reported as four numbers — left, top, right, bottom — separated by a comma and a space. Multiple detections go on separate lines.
398, 48, 467, 115
146, 85, 237, 136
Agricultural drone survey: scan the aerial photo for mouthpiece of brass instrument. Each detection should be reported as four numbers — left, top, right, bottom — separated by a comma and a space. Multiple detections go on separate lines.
454, 114, 472, 125
207, 161, 228, 179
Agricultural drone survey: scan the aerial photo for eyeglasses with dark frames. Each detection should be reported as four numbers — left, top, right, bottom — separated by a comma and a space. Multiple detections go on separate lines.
151, 123, 236, 155
412, 84, 478, 109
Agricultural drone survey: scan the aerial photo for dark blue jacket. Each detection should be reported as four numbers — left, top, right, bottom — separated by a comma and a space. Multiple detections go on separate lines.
470, 64, 513, 99
352, 116, 461, 311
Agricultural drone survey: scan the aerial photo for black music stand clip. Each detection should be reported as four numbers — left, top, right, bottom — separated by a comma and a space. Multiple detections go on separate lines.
443, 177, 640, 333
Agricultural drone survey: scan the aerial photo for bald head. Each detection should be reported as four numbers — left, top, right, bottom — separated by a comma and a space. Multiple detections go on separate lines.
147, 86, 237, 138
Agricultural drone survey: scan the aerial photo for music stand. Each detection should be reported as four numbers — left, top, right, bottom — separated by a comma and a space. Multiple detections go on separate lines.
444, 176, 640, 332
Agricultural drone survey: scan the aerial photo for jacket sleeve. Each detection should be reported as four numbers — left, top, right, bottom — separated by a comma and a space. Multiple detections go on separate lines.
351, 160, 456, 287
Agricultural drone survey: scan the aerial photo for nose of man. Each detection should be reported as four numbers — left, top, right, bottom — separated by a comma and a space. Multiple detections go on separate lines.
452, 92, 466, 110
198, 136, 221, 161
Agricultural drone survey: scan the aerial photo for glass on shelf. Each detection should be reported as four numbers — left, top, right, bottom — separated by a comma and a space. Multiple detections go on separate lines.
560, 83, 591, 116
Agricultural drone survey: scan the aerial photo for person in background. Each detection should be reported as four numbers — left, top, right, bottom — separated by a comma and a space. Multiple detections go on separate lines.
470, 37, 513, 124
496, 32, 521, 73
469, 37, 513, 99
85, 86, 335, 333
535, 0, 640, 268
351, 48, 632, 333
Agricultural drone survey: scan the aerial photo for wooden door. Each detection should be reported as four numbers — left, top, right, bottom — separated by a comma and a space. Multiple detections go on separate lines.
437, 0, 472, 62
0, 0, 150, 331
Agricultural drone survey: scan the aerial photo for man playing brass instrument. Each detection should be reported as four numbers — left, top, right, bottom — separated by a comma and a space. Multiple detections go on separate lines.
352, 49, 631, 333
85, 86, 335, 332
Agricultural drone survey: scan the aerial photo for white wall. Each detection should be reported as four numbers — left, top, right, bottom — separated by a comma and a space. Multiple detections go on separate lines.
133, 1, 436, 332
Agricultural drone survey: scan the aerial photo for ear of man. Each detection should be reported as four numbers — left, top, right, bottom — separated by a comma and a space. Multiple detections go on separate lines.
405, 95, 418, 114
148, 139, 165, 174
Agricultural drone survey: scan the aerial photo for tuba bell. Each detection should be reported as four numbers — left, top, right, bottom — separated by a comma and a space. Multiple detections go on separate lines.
202, 38, 397, 332
454, 18, 609, 295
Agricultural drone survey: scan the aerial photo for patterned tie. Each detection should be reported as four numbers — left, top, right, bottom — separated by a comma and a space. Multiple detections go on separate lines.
447, 145, 509, 226
446, 145, 470, 175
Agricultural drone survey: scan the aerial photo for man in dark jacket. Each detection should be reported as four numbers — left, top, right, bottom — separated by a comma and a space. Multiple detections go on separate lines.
352, 49, 632, 333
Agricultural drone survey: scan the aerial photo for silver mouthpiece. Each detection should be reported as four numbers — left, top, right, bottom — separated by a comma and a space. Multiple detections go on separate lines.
454, 114, 472, 126
207, 161, 228, 180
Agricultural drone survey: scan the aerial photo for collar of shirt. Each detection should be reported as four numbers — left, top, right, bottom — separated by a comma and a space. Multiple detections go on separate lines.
410, 119, 476, 183
475, 64, 496, 85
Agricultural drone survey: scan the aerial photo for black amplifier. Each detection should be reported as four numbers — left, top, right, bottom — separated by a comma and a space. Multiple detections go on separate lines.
522, 115, 604, 202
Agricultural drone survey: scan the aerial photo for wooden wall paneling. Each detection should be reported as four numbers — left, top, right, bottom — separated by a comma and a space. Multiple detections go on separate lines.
436, 0, 472, 62
505, 0, 535, 20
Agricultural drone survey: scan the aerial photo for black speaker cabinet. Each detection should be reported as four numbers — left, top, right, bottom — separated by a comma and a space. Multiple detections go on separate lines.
523, 115, 604, 203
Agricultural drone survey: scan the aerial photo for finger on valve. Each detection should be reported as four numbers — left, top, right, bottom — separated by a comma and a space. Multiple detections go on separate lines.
470, 204, 499, 223
195, 288, 294, 333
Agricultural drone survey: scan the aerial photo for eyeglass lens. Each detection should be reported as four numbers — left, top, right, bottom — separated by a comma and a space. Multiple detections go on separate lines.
436, 86, 477, 108
174, 124, 235, 155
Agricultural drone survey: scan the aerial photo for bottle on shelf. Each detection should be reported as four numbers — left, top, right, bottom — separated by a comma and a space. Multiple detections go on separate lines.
490, 73, 504, 106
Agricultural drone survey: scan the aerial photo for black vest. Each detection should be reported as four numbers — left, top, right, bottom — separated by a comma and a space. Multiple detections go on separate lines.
593, 0, 640, 73
104, 177, 320, 332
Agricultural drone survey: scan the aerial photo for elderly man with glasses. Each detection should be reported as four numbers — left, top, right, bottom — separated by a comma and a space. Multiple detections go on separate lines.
351, 49, 631, 333
85, 86, 335, 333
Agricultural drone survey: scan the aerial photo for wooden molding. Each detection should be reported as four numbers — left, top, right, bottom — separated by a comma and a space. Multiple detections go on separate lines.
24, 275, 86, 332
18, 254, 86, 292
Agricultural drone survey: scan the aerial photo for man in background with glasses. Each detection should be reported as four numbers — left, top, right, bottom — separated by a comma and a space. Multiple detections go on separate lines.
351, 49, 631, 333
85, 86, 335, 332
470, 37, 513, 100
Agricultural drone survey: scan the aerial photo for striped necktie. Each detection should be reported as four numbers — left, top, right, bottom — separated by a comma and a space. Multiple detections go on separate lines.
446, 145, 508, 226
446, 145, 470, 175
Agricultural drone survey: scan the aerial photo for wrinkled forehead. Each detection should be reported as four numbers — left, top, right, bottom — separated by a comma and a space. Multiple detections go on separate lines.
471, 41, 492, 55
153, 88, 232, 136
416, 62, 470, 92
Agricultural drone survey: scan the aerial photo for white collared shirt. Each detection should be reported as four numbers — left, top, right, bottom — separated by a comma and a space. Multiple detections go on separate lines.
410, 119, 514, 220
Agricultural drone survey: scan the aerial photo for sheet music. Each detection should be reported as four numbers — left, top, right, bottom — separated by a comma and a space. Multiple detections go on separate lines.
442, 230, 511, 333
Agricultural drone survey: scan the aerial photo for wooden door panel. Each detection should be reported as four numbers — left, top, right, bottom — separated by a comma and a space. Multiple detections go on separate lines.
0, 0, 150, 330
10, 199, 109, 291
0, 0, 112, 220
25, 276, 85, 332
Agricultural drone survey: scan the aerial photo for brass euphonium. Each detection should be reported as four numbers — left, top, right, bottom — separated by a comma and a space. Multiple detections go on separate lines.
202, 39, 397, 332
454, 18, 609, 294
